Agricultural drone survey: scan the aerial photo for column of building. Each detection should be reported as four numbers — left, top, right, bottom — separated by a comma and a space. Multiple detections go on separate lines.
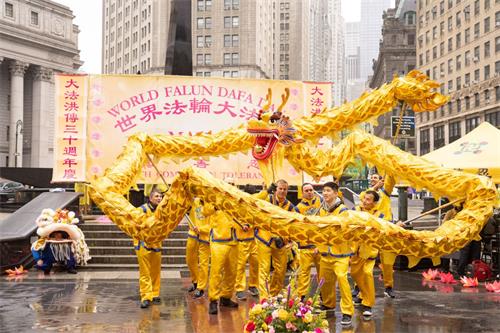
8, 60, 28, 167
32, 67, 54, 167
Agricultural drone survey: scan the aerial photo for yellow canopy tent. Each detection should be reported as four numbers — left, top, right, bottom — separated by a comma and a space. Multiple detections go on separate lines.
423, 121, 500, 184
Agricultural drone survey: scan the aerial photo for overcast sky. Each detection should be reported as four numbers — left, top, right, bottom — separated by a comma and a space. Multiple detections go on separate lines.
55, 0, 392, 74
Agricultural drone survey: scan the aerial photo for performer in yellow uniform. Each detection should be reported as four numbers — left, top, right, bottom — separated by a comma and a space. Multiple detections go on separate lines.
135, 188, 163, 308
351, 190, 390, 317
363, 173, 400, 299
316, 182, 353, 326
295, 183, 322, 300
255, 179, 299, 300
186, 197, 211, 299
234, 220, 259, 300
204, 191, 240, 315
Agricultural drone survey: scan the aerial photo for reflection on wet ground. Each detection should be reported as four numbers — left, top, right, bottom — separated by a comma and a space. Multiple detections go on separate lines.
1, 270, 499, 333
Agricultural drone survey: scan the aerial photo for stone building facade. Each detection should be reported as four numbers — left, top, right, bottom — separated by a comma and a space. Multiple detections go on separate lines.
416, 0, 500, 155
370, 0, 417, 154
0, 0, 82, 168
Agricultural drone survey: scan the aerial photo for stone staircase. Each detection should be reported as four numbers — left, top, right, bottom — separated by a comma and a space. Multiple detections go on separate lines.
79, 215, 189, 270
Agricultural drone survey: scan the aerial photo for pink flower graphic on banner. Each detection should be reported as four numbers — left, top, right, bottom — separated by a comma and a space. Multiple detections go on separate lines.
90, 165, 101, 174
92, 98, 103, 107
291, 88, 299, 96
290, 103, 298, 110
91, 132, 101, 140
91, 115, 102, 124
91, 83, 103, 92
91, 149, 101, 158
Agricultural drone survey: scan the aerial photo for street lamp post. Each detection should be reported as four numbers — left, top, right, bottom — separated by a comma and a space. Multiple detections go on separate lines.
15, 119, 23, 168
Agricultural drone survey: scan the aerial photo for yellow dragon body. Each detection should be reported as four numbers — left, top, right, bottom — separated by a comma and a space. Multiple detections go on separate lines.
89, 71, 498, 266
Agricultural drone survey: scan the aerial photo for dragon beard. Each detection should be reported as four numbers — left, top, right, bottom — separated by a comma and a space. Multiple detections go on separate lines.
49, 242, 72, 262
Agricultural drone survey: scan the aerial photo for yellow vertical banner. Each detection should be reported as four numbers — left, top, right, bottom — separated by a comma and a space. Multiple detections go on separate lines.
52, 74, 88, 182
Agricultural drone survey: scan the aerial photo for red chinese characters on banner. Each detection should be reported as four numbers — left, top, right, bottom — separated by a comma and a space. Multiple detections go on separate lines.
310, 86, 326, 114
61, 78, 82, 179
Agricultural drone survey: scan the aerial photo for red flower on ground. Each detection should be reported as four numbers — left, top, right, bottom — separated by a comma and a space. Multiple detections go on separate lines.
260, 298, 267, 304
265, 315, 273, 324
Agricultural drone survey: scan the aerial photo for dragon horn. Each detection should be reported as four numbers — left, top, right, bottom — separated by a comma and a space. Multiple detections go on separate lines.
262, 88, 272, 111
277, 88, 290, 113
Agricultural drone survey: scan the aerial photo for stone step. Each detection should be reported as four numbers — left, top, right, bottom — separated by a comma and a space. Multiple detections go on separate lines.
82, 230, 188, 239
89, 254, 186, 265
79, 221, 189, 232
85, 238, 187, 247
89, 246, 186, 256
81, 263, 188, 270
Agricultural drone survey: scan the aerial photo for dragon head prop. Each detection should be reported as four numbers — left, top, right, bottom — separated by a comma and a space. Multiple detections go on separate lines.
247, 88, 303, 161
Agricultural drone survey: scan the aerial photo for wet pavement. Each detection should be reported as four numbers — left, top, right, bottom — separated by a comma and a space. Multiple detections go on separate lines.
1, 269, 499, 333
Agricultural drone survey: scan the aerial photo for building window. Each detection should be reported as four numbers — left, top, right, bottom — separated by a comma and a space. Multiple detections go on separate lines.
484, 17, 490, 33
231, 53, 239, 65
496, 61, 500, 74
232, 34, 239, 47
456, 55, 461, 70
197, 0, 204, 11
474, 46, 480, 62
205, 17, 212, 29
197, 54, 203, 65
197, 18, 204, 29
206, 0, 212, 10
456, 76, 461, 90
231, 71, 239, 78
465, 73, 470, 85
474, 0, 480, 15
224, 0, 231, 10
434, 125, 445, 149
466, 117, 480, 133
204, 72, 211, 77
448, 37, 453, 52
223, 53, 231, 65
456, 99, 461, 112
474, 93, 480, 107
465, 28, 470, 44
474, 22, 480, 39
196, 71, 203, 76
30, 11, 38, 25
420, 129, 430, 155
232, 0, 240, 10
485, 41, 491, 58
232, 16, 239, 27
205, 35, 212, 47
223, 71, 230, 77
197, 36, 204, 48
204, 54, 211, 65
497, 86, 500, 102
465, 50, 471, 66
485, 89, 491, 102
496, 37, 500, 53
456, 32, 461, 48
456, 12, 461, 27
485, 65, 490, 80
224, 35, 231, 47
474, 69, 480, 81
464, 5, 470, 21
224, 16, 231, 28
449, 121, 461, 143
496, 11, 500, 27
5, 2, 13, 17
485, 111, 500, 128
465, 96, 471, 110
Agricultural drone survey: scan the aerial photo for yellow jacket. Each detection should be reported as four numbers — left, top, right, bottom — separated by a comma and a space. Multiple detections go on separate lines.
203, 204, 238, 244
254, 191, 299, 246
353, 205, 387, 259
188, 198, 210, 243
235, 223, 254, 241
317, 201, 353, 256
297, 195, 322, 216
134, 203, 162, 250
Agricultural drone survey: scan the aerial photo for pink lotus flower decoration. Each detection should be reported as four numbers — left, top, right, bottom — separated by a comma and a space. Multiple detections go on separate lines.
460, 276, 479, 287
439, 272, 457, 284
5, 265, 28, 276
485, 281, 500, 293
422, 268, 441, 280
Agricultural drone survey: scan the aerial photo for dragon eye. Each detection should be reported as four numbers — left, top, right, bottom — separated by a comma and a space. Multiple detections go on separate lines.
269, 118, 277, 124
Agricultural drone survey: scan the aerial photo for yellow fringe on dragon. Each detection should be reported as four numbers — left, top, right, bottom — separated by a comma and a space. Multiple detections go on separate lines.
89, 70, 498, 267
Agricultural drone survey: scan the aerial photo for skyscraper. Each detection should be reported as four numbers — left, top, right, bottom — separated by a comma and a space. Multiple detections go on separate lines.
309, 0, 345, 106
360, 0, 391, 80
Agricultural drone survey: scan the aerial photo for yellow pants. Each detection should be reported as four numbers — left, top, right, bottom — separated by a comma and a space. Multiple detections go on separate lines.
185, 237, 210, 290
208, 242, 238, 301
319, 256, 354, 316
235, 240, 259, 292
380, 251, 394, 288
135, 245, 162, 302
297, 249, 321, 297
350, 255, 376, 308
256, 241, 288, 300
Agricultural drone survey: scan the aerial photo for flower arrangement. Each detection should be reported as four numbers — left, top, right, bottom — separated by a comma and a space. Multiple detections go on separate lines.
460, 276, 479, 288
485, 281, 500, 293
438, 272, 457, 284
244, 277, 329, 333
422, 268, 440, 280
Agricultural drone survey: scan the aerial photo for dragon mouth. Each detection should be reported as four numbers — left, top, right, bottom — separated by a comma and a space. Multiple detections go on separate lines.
248, 129, 280, 160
